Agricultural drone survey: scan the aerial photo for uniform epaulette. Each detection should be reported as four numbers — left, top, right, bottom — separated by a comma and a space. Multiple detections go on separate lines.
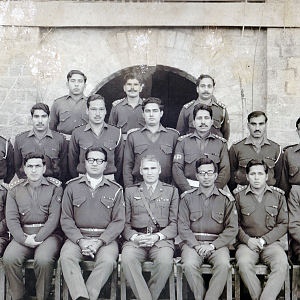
183, 100, 195, 109
15, 131, 29, 140
232, 137, 247, 145
46, 177, 62, 187
9, 179, 25, 189
66, 176, 81, 185
162, 182, 175, 188
283, 144, 298, 152
211, 134, 227, 143
112, 98, 125, 107
166, 127, 180, 135
73, 123, 86, 131
180, 188, 198, 199
233, 185, 247, 195
215, 100, 226, 108
127, 128, 140, 135
107, 179, 123, 189
218, 188, 235, 201
178, 133, 192, 142
0, 182, 10, 191
270, 186, 285, 195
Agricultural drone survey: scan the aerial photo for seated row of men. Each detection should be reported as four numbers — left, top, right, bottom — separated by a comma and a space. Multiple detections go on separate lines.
0, 148, 293, 300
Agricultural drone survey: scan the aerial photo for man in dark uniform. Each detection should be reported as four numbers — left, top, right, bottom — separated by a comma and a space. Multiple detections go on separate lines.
3, 153, 63, 300
68, 94, 124, 182
229, 111, 282, 192
60, 147, 125, 300
49, 70, 88, 141
234, 160, 288, 300
14, 103, 68, 183
0, 135, 14, 183
0, 181, 9, 256
108, 72, 145, 141
178, 157, 237, 300
173, 104, 230, 193
123, 97, 179, 188
122, 155, 179, 300
176, 74, 230, 140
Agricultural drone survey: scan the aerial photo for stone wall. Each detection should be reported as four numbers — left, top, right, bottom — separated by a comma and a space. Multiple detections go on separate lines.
0, 26, 267, 145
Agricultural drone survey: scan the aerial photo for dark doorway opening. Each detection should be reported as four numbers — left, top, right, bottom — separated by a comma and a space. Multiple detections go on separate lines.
95, 65, 198, 129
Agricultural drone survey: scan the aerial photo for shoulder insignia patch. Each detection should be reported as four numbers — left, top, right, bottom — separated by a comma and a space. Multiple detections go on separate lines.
233, 137, 247, 145
183, 100, 195, 109
127, 128, 140, 136
233, 185, 247, 195
211, 134, 227, 143
166, 127, 180, 135
178, 133, 192, 142
46, 177, 62, 187
107, 179, 123, 189
66, 176, 81, 185
270, 186, 285, 195
0, 182, 10, 191
180, 188, 198, 199
112, 98, 125, 107
9, 179, 25, 189
218, 188, 235, 201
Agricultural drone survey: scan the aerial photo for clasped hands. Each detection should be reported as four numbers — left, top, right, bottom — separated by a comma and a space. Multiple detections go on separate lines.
247, 237, 265, 252
194, 244, 215, 258
78, 238, 103, 258
24, 234, 43, 248
134, 234, 159, 248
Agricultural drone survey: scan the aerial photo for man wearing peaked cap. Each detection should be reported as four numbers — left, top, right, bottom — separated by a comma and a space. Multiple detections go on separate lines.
178, 157, 238, 300
173, 103, 230, 193
234, 159, 288, 300
3, 153, 63, 300
121, 155, 179, 300
60, 147, 125, 300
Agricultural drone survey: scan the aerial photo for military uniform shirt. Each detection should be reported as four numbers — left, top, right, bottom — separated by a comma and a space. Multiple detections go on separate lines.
14, 129, 68, 182
172, 131, 230, 192
176, 96, 230, 140
49, 95, 88, 135
0, 136, 14, 183
68, 123, 124, 181
108, 97, 145, 134
0, 183, 9, 239
123, 125, 179, 187
6, 177, 63, 245
179, 186, 238, 249
61, 175, 125, 245
234, 185, 288, 245
229, 136, 282, 191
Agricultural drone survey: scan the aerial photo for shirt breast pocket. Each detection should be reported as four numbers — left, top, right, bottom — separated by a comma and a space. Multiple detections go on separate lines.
59, 111, 71, 123
185, 153, 197, 164
132, 198, 144, 214
190, 210, 203, 222
155, 198, 170, 219
103, 140, 117, 151
265, 206, 278, 230
264, 157, 276, 169
289, 166, 299, 177
100, 196, 114, 209
211, 211, 224, 224
241, 206, 256, 217
117, 118, 128, 128
213, 119, 222, 129
160, 144, 173, 155
134, 144, 148, 155
73, 197, 86, 208
18, 206, 31, 216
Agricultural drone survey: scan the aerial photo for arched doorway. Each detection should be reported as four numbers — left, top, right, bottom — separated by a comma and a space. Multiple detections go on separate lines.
93, 65, 198, 129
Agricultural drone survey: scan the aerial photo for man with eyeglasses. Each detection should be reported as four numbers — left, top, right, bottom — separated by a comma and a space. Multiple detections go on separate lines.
178, 157, 237, 300
60, 146, 125, 300
3, 153, 63, 300
123, 97, 179, 188
68, 94, 124, 182
176, 74, 230, 140
173, 103, 230, 193
228, 111, 282, 192
108, 72, 146, 141
234, 159, 288, 300
122, 155, 178, 300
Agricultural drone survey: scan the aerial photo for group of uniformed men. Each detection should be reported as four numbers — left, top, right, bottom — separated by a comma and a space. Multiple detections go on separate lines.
0, 69, 298, 300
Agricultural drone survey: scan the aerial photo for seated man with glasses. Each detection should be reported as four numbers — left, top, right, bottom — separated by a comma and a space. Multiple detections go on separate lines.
178, 157, 238, 300
60, 147, 125, 300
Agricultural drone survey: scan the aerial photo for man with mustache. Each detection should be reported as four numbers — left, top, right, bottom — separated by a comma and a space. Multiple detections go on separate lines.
228, 111, 282, 192
173, 104, 230, 193
176, 74, 230, 140
108, 72, 145, 141
68, 94, 124, 182
14, 103, 68, 183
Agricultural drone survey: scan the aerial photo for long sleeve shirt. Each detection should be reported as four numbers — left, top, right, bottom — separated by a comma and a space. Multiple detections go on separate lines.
0, 136, 15, 183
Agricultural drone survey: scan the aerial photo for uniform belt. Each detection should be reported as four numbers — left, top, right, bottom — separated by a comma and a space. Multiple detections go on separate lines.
79, 228, 105, 237
194, 232, 218, 242
187, 179, 200, 188
133, 226, 165, 234
23, 223, 45, 228
22, 224, 44, 235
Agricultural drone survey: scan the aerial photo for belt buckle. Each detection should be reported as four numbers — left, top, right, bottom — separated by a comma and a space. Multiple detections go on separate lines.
147, 226, 153, 234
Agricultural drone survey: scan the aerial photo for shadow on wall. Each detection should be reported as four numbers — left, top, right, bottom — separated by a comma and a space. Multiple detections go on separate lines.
93, 65, 198, 129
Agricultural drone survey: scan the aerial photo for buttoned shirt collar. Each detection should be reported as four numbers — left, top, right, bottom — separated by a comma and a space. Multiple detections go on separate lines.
144, 180, 159, 192
191, 130, 213, 139
122, 97, 143, 106
84, 122, 108, 132
79, 174, 110, 187
245, 184, 272, 195
197, 185, 219, 196
141, 124, 167, 133
28, 128, 53, 139
22, 176, 49, 187
66, 94, 87, 101
244, 135, 271, 146
195, 95, 218, 107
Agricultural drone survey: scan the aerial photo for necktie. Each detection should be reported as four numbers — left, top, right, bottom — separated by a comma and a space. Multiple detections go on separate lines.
149, 186, 154, 197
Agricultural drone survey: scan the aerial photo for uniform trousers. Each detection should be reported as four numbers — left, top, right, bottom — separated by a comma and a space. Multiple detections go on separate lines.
121, 245, 174, 300
0, 236, 9, 257
60, 239, 119, 300
236, 242, 288, 300
3, 236, 62, 300
181, 244, 230, 300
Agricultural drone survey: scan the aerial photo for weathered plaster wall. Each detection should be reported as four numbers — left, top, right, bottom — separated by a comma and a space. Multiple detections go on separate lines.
0, 26, 266, 145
